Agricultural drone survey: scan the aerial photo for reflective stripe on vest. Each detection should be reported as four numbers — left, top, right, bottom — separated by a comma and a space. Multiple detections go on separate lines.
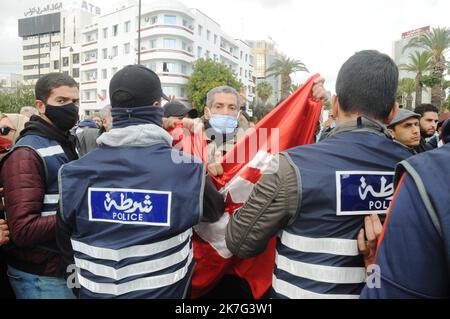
77, 251, 194, 296
280, 231, 360, 257
273, 275, 360, 299
74, 239, 192, 281
276, 252, 365, 284
36, 145, 65, 158
71, 228, 192, 261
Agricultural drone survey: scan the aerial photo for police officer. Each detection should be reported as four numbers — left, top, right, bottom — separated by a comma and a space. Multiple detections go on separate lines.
225, 50, 414, 299
360, 119, 450, 299
56, 65, 224, 299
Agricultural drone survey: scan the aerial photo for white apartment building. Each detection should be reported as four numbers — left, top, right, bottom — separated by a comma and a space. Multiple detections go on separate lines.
18, 1, 101, 85
392, 26, 432, 106
79, 0, 255, 114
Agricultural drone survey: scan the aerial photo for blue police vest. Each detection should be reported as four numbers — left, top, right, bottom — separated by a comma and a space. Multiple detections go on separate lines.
11, 135, 70, 218
395, 143, 450, 271
275, 129, 413, 299
59, 143, 205, 299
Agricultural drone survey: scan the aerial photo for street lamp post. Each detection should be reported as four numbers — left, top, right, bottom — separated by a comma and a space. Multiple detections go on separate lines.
137, 0, 142, 65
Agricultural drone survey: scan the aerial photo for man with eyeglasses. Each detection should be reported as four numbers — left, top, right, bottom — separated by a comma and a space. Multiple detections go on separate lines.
0, 114, 17, 157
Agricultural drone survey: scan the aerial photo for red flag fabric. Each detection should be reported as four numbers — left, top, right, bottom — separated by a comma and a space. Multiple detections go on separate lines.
169, 122, 208, 162
191, 74, 324, 298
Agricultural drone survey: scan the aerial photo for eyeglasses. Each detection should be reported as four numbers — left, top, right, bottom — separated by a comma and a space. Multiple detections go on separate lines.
0, 127, 16, 136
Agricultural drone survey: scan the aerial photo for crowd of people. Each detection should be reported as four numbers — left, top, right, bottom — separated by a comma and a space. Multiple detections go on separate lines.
0, 50, 449, 299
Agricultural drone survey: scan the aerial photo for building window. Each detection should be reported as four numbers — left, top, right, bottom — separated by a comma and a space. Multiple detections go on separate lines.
112, 46, 118, 57
180, 86, 186, 97
163, 38, 176, 49
207, 30, 211, 41
63, 57, 69, 67
240, 68, 243, 76
163, 62, 175, 73
124, 43, 130, 55
113, 25, 118, 36
214, 34, 218, 45
240, 51, 243, 60
164, 15, 176, 25
148, 16, 158, 24
102, 48, 108, 59
146, 62, 156, 71
54, 60, 60, 70
198, 25, 202, 36
181, 64, 187, 74
102, 69, 107, 79
103, 28, 108, 39
72, 68, 80, 78
149, 39, 157, 49
124, 21, 131, 33
206, 50, 210, 59
197, 46, 202, 58
72, 53, 80, 64
245, 54, 248, 63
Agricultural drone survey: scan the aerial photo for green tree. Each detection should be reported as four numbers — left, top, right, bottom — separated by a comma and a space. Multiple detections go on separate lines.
403, 27, 450, 108
186, 59, 241, 113
399, 51, 432, 107
398, 78, 416, 110
0, 88, 35, 114
266, 55, 308, 101
290, 83, 303, 94
256, 81, 273, 106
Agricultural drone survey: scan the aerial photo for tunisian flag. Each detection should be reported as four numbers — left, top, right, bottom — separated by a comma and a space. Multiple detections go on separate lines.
190, 74, 324, 298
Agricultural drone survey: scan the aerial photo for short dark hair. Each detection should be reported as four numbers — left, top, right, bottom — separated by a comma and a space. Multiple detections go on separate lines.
335, 50, 399, 121
414, 104, 439, 117
35, 73, 78, 103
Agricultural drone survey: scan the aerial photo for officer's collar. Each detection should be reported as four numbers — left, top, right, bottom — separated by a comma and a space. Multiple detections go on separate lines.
328, 116, 392, 139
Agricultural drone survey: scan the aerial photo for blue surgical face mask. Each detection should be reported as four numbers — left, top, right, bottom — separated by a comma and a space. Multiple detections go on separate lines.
210, 114, 238, 134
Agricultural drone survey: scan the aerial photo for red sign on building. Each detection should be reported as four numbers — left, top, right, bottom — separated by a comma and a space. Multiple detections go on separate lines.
402, 26, 430, 39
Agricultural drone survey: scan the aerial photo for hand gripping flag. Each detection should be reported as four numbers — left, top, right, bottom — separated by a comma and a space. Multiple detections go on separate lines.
191, 74, 324, 298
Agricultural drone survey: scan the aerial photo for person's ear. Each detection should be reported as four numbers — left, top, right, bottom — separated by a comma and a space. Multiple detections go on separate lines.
204, 107, 211, 120
35, 100, 46, 115
331, 95, 339, 120
387, 128, 396, 139
387, 103, 399, 125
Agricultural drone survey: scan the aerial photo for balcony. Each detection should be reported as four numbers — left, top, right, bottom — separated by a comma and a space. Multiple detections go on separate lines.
139, 24, 194, 41
140, 48, 194, 64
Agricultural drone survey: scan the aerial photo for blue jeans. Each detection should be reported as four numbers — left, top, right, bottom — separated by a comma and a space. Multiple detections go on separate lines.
7, 265, 76, 299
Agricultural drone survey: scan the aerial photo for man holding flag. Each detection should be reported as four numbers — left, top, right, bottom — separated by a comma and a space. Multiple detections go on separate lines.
225, 50, 414, 299
190, 75, 328, 298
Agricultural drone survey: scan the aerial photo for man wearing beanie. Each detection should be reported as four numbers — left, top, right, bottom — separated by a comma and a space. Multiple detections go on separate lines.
56, 65, 224, 299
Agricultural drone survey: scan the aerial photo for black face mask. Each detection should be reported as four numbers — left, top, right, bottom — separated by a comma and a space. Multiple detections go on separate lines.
45, 103, 79, 132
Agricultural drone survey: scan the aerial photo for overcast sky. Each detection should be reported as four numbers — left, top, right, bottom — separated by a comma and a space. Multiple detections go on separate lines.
1, 0, 449, 92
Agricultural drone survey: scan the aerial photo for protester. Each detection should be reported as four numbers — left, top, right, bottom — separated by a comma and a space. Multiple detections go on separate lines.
99, 104, 113, 135
387, 108, 421, 152
414, 103, 439, 153
360, 118, 450, 299
225, 50, 413, 299
56, 65, 225, 299
91, 113, 102, 129
0, 73, 79, 299
0, 114, 16, 158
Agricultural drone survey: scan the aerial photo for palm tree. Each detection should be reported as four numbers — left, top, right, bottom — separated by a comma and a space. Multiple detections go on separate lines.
290, 83, 302, 94
399, 51, 432, 107
398, 78, 415, 110
266, 55, 308, 101
256, 81, 273, 106
403, 27, 450, 108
